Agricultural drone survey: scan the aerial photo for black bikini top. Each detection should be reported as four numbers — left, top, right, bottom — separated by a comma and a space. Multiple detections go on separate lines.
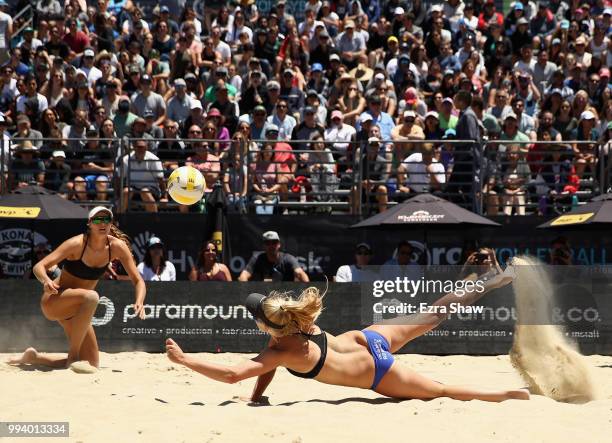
287, 331, 328, 379
63, 235, 111, 280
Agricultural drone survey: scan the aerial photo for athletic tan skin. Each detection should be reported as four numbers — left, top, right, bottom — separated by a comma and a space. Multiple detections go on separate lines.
8, 209, 146, 369
167, 250, 529, 402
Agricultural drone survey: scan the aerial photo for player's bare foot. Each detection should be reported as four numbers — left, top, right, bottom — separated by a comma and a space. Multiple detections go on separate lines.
66, 352, 78, 369
508, 389, 530, 400
7, 347, 38, 365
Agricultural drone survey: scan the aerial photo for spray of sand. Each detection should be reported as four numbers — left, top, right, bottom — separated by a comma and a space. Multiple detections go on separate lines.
509, 256, 597, 403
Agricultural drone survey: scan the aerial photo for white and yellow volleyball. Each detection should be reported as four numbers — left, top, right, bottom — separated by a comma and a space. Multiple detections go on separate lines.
167, 166, 206, 206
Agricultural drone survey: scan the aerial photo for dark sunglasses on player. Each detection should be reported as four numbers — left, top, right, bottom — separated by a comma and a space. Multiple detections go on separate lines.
91, 216, 112, 225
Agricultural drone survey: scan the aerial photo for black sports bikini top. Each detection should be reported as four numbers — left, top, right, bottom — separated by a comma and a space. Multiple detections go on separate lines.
287, 331, 327, 379
63, 235, 111, 280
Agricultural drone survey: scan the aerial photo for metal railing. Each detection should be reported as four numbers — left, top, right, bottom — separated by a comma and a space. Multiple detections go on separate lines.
1, 136, 610, 216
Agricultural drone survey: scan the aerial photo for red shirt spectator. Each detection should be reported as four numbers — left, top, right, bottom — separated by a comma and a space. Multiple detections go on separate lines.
478, 0, 504, 32
63, 18, 90, 54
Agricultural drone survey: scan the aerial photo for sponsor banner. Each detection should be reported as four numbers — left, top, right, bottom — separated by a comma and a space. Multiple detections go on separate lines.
1, 214, 611, 279
0, 207, 41, 218
397, 210, 446, 223
1, 281, 611, 355
551, 213, 595, 226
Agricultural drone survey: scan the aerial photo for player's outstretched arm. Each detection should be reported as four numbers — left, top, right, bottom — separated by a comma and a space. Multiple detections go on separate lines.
165, 338, 283, 384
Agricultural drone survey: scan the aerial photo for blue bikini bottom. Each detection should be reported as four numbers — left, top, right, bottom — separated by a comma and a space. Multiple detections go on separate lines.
362, 330, 395, 390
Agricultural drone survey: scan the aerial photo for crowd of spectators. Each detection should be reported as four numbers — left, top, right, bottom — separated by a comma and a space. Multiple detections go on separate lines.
0, 0, 610, 215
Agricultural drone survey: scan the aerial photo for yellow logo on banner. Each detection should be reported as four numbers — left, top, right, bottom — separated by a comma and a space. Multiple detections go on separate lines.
550, 212, 594, 226
0, 206, 41, 218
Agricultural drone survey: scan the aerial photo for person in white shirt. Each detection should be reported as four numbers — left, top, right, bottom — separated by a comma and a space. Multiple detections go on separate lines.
0, 1, 12, 66
16, 75, 48, 115
324, 110, 356, 158
335, 242, 373, 282
398, 143, 446, 194
137, 236, 176, 281
121, 139, 166, 212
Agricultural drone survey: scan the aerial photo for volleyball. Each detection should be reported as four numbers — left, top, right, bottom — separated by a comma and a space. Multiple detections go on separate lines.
167, 166, 206, 206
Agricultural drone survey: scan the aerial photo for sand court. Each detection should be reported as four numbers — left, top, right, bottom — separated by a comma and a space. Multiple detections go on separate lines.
3, 351, 612, 443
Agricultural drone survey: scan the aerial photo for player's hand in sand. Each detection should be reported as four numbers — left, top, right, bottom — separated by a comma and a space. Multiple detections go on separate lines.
166, 338, 186, 364
43, 279, 59, 295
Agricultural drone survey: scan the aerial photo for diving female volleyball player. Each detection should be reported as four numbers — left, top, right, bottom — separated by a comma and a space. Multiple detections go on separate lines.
8, 207, 146, 369
166, 250, 529, 402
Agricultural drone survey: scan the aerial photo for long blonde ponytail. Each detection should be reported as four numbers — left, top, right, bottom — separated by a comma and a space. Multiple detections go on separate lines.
261, 287, 325, 336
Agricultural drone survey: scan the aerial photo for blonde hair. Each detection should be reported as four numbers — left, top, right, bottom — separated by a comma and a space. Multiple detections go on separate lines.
260, 287, 324, 337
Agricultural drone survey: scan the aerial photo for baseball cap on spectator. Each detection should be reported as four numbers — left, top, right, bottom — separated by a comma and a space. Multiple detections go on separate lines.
483, 115, 501, 134
265, 124, 280, 135
404, 87, 418, 106
442, 97, 454, 106
575, 36, 586, 46
304, 106, 316, 114
550, 88, 563, 97
283, 68, 295, 77
599, 68, 610, 79
331, 110, 343, 120
368, 137, 381, 145
311, 63, 323, 72
143, 110, 154, 119
514, 2, 524, 10
394, 7, 405, 15
355, 243, 372, 254
431, 4, 443, 12
443, 128, 456, 139
374, 73, 385, 82
560, 20, 570, 30
580, 111, 595, 121
368, 94, 382, 105
517, 18, 529, 25
318, 30, 330, 39
403, 110, 417, 119
253, 105, 266, 115
604, 8, 612, 16
575, 8, 584, 15
52, 150, 66, 158
141, 74, 152, 83
185, 72, 197, 81
552, 38, 561, 46
425, 111, 439, 120
216, 66, 228, 76
16, 114, 30, 125
160, 5, 169, 13
190, 99, 203, 110
505, 112, 518, 121
443, 69, 454, 77
147, 236, 164, 248
207, 108, 222, 119
345, 20, 355, 29
263, 231, 280, 242
174, 78, 186, 88
129, 64, 140, 74
267, 80, 281, 90
84, 48, 95, 58
388, 36, 399, 44
360, 114, 373, 124
330, 53, 341, 62
307, 89, 319, 98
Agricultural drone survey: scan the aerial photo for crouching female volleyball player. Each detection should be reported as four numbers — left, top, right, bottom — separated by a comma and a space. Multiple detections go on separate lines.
166, 250, 528, 402
9, 207, 146, 369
